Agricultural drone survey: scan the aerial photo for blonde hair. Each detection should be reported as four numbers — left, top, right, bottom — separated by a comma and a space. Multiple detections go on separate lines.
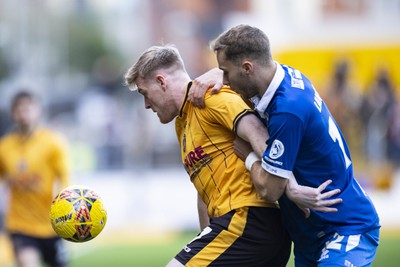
124, 44, 186, 90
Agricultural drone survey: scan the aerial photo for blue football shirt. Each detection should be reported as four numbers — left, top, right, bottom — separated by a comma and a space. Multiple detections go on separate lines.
253, 63, 380, 247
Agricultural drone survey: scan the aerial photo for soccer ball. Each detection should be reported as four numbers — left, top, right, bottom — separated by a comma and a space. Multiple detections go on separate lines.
49, 185, 107, 242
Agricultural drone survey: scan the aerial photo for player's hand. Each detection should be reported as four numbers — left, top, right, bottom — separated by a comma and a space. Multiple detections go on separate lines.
286, 179, 342, 218
234, 136, 253, 161
189, 68, 224, 108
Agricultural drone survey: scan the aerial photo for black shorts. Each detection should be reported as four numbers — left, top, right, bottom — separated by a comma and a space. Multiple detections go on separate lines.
175, 206, 291, 267
10, 233, 69, 267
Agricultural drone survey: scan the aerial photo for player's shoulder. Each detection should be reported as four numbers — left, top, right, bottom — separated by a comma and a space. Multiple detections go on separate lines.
204, 86, 251, 114
37, 128, 68, 145
266, 88, 310, 127
274, 68, 315, 113
37, 127, 59, 137
205, 86, 244, 103
0, 130, 19, 147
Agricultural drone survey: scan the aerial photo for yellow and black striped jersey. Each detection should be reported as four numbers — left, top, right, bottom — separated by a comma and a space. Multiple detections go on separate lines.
175, 83, 278, 217
0, 128, 70, 237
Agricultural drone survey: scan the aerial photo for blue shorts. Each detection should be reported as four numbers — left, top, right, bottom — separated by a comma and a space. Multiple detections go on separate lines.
10, 233, 69, 267
294, 228, 380, 267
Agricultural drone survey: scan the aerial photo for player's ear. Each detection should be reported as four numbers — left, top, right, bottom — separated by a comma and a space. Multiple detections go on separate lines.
242, 61, 253, 75
156, 75, 167, 91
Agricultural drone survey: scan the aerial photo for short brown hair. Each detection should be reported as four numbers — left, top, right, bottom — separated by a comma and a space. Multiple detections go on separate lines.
124, 45, 186, 90
211, 24, 272, 65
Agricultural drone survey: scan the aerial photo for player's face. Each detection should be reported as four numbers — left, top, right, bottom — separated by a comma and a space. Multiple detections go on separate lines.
136, 77, 177, 124
12, 98, 41, 130
216, 51, 259, 99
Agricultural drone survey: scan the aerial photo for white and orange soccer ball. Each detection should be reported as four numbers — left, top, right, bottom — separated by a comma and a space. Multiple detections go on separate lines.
49, 185, 107, 242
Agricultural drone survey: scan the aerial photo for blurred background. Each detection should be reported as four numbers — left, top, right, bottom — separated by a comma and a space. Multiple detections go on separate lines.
0, 0, 399, 266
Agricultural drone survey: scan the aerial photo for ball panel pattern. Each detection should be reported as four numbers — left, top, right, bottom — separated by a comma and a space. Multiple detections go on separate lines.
50, 185, 107, 243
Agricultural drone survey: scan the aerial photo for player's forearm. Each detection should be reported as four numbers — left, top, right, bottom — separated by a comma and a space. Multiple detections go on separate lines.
250, 162, 286, 202
285, 175, 301, 200
236, 114, 268, 158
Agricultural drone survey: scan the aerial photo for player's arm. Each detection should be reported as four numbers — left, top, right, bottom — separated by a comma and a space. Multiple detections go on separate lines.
197, 193, 209, 230
189, 68, 224, 108
235, 114, 287, 202
236, 113, 342, 212
0, 146, 14, 186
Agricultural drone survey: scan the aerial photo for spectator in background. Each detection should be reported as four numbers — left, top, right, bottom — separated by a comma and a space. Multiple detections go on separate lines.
387, 103, 400, 166
360, 68, 396, 163
324, 60, 363, 163
359, 68, 399, 188
0, 91, 70, 267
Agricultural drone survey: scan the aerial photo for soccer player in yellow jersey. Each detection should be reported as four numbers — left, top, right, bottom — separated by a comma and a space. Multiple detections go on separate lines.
125, 45, 291, 267
0, 91, 70, 267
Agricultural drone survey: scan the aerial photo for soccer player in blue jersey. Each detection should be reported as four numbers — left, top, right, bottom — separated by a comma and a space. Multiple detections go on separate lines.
191, 24, 380, 267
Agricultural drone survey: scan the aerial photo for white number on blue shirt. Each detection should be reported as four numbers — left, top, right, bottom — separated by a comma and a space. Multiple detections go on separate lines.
328, 116, 352, 169
325, 232, 360, 252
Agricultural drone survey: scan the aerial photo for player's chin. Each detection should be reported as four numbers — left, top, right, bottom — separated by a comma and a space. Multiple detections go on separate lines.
158, 114, 173, 124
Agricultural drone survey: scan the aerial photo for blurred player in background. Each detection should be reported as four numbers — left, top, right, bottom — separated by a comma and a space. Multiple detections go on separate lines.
190, 24, 380, 267
0, 91, 70, 267
125, 44, 292, 267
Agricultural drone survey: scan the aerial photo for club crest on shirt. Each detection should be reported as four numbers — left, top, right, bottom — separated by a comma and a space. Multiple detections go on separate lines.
269, 139, 284, 159
17, 159, 28, 172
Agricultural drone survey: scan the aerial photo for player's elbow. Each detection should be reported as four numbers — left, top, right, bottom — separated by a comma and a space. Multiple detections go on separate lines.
251, 170, 286, 202
259, 189, 282, 203
256, 181, 286, 202
257, 188, 269, 201
252, 181, 274, 201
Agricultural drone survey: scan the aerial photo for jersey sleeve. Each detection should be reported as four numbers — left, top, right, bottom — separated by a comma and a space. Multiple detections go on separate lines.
262, 112, 304, 179
203, 88, 254, 131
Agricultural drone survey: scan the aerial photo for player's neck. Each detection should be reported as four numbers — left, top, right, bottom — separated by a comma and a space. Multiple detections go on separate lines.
17, 124, 37, 139
258, 61, 277, 97
179, 75, 192, 97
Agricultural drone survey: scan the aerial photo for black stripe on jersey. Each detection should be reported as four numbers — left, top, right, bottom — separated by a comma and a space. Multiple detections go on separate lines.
190, 108, 221, 205
179, 81, 192, 117
193, 108, 228, 168
233, 109, 257, 135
